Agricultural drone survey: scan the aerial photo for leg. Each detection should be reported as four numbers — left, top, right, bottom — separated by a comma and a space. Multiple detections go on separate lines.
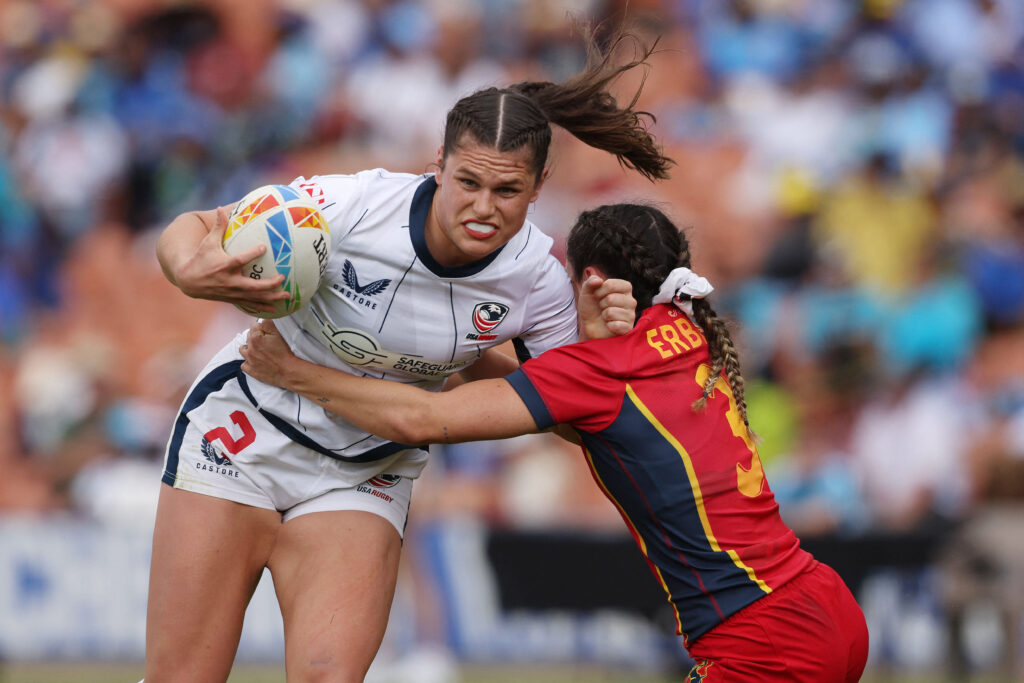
268, 510, 403, 683
145, 486, 281, 682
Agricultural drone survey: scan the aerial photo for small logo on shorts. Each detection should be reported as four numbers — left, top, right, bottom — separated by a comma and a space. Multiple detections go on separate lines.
686, 660, 714, 682
196, 438, 241, 478
201, 438, 232, 466
356, 474, 400, 503
366, 474, 401, 488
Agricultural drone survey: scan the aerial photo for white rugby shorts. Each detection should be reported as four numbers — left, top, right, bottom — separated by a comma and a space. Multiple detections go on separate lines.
161, 337, 424, 538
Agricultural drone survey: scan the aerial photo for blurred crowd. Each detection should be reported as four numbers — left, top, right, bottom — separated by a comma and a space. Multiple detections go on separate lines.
1, 0, 1024, 671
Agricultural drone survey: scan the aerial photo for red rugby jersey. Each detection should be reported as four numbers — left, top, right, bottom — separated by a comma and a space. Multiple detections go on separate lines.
505, 304, 815, 644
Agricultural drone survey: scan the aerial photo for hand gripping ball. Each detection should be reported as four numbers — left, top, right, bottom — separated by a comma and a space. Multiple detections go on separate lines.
222, 184, 331, 318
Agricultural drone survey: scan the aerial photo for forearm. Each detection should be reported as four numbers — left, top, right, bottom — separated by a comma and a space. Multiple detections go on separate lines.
156, 211, 214, 288
240, 321, 540, 445
271, 356, 433, 444
458, 345, 519, 382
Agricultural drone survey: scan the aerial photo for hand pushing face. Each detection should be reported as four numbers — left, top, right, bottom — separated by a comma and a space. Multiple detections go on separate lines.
426, 135, 545, 267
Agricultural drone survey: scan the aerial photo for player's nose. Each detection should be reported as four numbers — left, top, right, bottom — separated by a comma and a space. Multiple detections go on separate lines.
473, 191, 495, 219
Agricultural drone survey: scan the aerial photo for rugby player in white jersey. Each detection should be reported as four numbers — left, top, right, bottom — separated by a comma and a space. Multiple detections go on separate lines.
147, 28, 674, 682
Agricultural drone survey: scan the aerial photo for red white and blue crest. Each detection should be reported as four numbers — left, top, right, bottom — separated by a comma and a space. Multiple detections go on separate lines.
472, 302, 509, 333
367, 474, 401, 488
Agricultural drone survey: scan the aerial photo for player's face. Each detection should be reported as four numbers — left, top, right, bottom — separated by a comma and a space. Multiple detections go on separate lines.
428, 136, 545, 267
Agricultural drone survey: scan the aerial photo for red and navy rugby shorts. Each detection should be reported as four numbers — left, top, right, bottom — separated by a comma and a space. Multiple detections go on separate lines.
685, 562, 868, 682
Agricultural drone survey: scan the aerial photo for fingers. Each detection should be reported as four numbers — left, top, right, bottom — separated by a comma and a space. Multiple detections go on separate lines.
592, 278, 635, 306
603, 320, 634, 336
211, 206, 231, 241
587, 276, 636, 338
579, 274, 604, 298
229, 243, 269, 270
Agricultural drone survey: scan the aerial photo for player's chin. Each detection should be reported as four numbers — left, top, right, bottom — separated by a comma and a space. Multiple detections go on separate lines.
457, 234, 507, 259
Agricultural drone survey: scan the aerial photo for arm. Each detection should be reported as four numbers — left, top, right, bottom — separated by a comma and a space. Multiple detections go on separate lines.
457, 345, 520, 384
239, 321, 539, 445
156, 206, 291, 313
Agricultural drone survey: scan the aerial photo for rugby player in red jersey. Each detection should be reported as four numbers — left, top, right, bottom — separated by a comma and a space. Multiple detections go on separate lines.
242, 202, 869, 681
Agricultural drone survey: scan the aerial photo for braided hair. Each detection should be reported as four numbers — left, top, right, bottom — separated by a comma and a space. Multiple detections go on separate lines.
566, 204, 752, 430
441, 27, 673, 182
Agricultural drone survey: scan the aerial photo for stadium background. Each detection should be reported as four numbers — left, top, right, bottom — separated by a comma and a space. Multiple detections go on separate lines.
1, 0, 1023, 680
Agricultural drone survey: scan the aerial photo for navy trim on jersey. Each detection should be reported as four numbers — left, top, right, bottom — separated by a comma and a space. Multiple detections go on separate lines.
409, 177, 505, 278
505, 370, 555, 430
235, 368, 426, 462
379, 256, 418, 334
447, 283, 457, 361
514, 225, 532, 259
162, 361, 247, 486
578, 395, 771, 642
512, 337, 532, 364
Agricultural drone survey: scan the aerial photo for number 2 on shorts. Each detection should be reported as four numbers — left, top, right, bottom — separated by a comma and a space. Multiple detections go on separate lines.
203, 410, 257, 455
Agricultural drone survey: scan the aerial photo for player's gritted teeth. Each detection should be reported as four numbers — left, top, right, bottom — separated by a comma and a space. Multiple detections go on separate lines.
463, 221, 498, 239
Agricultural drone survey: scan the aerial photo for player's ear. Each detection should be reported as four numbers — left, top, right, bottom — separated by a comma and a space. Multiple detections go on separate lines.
435, 145, 445, 173
529, 167, 549, 202
581, 265, 609, 282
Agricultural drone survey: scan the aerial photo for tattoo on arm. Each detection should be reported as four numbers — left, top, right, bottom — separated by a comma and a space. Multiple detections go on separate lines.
317, 397, 329, 403
442, 425, 451, 444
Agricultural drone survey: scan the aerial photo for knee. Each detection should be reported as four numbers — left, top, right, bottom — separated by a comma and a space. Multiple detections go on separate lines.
288, 657, 371, 683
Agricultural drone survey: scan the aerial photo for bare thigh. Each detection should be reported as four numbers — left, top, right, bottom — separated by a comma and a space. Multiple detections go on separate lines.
145, 486, 281, 683
268, 510, 403, 683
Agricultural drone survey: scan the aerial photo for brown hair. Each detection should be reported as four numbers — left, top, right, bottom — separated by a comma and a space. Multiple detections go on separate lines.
566, 203, 752, 430
441, 27, 673, 182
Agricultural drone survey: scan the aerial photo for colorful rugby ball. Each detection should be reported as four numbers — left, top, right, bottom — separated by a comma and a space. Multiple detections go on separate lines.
223, 184, 331, 319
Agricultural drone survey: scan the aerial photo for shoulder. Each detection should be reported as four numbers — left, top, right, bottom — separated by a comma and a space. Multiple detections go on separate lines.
290, 170, 433, 218
291, 169, 425, 195
494, 221, 564, 285
508, 219, 555, 260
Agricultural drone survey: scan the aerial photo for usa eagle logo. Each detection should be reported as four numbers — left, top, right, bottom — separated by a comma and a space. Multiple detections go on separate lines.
343, 260, 391, 296
472, 302, 509, 333
367, 474, 401, 488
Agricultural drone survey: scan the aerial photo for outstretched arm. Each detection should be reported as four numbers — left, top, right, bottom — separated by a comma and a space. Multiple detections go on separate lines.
240, 321, 539, 445
156, 206, 291, 314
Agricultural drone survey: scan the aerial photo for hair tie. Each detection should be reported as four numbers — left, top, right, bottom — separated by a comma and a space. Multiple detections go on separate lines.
652, 267, 714, 315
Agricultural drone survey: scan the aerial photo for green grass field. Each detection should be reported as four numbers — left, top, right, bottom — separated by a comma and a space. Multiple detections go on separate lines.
0, 664, 668, 683
0, 663, 1011, 683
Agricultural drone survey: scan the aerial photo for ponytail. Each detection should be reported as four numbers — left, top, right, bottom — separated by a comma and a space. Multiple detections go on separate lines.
512, 28, 673, 181
443, 25, 674, 182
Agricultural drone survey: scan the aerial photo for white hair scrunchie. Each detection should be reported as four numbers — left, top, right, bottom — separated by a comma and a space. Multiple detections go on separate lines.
651, 267, 714, 316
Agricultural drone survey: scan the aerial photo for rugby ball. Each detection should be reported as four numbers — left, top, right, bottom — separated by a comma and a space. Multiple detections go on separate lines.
223, 184, 331, 319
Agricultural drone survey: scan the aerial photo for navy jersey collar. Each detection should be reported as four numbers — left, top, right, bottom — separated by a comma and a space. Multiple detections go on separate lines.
410, 175, 506, 278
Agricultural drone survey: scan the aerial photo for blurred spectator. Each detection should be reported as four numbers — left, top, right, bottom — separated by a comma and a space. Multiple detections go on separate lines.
342, 0, 507, 165
937, 325, 1024, 678
813, 152, 936, 294
849, 368, 974, 532
767, 343, 872, 538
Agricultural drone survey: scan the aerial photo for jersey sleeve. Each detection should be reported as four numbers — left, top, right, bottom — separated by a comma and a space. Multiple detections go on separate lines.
511, 252, 578, 363
289, 173, 365, 239
505, 342, 626, 433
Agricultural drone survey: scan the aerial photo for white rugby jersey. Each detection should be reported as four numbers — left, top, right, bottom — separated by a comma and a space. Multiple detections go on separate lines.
240, 169, 578, 464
